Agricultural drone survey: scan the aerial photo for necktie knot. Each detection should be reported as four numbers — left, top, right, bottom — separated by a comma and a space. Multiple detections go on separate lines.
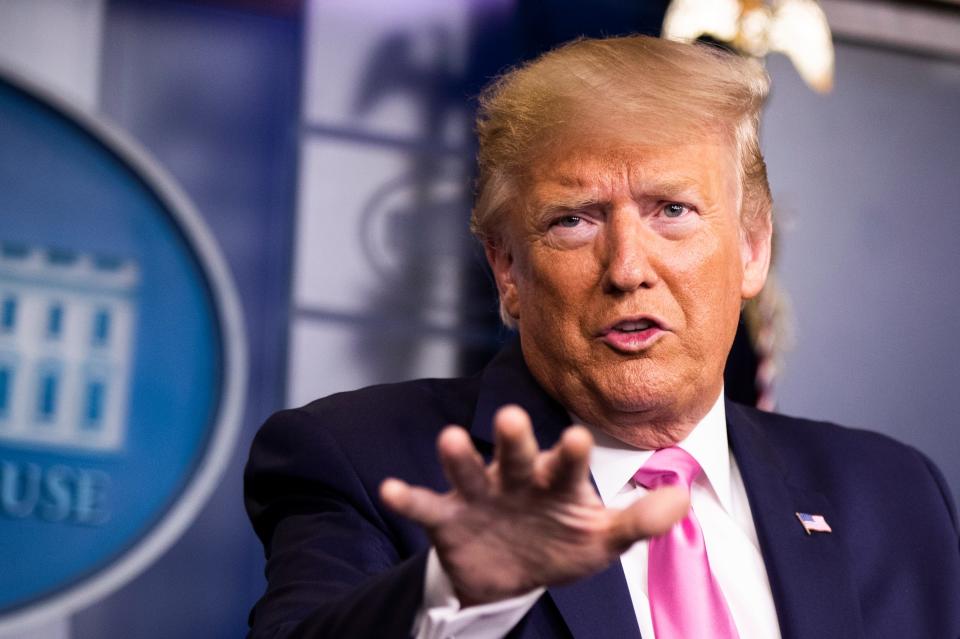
633, 446, 701, 492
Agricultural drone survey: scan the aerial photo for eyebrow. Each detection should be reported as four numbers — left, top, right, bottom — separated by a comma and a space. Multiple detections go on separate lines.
644, 176, 701, 194
532, 174, 704, 218
533, 195, 602, 217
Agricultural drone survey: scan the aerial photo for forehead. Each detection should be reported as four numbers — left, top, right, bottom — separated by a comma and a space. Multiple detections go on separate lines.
521, 138, 739, 209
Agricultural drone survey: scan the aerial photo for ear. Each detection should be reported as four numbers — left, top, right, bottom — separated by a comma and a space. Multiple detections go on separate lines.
740, 214, 772, 300
484, 239, 521, 320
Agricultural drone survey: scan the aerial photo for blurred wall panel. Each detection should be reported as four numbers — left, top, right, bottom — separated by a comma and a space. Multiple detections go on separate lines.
289, 0, 497, 406
68, 2, 300, 637
301, 0, 472, 146
0, 0, 104, 111
763, 41, 960, 498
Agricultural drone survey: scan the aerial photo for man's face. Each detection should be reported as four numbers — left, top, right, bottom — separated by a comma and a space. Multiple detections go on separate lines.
487, 133, 771, 447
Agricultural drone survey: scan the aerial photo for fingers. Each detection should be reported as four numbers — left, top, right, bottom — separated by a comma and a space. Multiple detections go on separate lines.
607, 485, 690, 551
493, 405, 539, 490
380, 478, 447, 528
437, 426, 489, 501
536, 425, 593, 492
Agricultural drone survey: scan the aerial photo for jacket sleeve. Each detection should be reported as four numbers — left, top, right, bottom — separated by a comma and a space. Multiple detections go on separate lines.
244, 407, 428, 639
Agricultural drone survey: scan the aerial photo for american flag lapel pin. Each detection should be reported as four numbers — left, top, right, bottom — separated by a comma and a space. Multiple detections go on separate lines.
796, 512, 832, 535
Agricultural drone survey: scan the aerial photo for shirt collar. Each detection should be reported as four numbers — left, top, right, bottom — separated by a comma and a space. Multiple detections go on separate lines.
585, 391, 733, 514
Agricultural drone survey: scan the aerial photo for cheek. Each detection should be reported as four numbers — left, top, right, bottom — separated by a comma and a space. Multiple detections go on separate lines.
515, 250, 599, 334
670, 235, 744, 330
522, 249, 595, 303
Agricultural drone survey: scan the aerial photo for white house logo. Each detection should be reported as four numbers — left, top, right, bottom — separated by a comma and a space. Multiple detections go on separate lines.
0, 246, 138, 456
0, 72, 246, 631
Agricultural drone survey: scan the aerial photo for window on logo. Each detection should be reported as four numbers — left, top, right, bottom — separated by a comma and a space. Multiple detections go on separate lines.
92, 309, 111, 346
84, 379, 105, 430
1, 296, 15, 332
37, 370, 59, 423
47, 303, 64, 339
0, 365, 11, 419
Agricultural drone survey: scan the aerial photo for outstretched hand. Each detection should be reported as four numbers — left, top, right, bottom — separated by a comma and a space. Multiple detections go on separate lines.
380, 405, 689, 606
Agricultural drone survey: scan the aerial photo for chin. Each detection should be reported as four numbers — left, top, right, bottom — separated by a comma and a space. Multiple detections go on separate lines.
605, 353, 716, 404
588, 364, 677, 414
600, 391, 674, 419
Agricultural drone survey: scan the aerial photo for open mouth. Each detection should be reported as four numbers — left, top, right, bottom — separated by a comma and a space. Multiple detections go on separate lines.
599, 316, 666, 351
611, 318, 659, 333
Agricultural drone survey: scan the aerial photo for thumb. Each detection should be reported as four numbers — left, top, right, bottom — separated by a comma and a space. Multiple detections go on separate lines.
607, 485, 689, 552
379, 478, 447, 528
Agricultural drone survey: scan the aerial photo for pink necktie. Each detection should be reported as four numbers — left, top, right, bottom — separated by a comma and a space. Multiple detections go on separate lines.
633, 447, 739, 639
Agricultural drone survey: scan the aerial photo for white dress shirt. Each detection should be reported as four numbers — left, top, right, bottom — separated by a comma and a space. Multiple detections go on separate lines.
413, 392, 782, 639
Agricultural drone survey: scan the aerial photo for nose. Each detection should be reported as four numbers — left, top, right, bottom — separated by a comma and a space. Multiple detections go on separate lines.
601, 212, 659, 293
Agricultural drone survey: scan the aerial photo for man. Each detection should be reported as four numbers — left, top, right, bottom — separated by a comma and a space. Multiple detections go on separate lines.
245, 35, 960, 638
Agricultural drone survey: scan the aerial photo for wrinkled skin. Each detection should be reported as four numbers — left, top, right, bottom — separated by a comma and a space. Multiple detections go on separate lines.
381, 133, 772, 606
381, 406, 688, 604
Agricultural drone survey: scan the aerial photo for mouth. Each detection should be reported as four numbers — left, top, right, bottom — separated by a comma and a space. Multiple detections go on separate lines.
609, 318, 659, 333
598, 316, 667, 352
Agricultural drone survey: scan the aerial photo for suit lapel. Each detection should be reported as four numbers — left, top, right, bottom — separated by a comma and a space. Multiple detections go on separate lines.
469, 336, 570, 451
546, 569, 643, 639
726, 402, 865, 639
471, 338, 643, 639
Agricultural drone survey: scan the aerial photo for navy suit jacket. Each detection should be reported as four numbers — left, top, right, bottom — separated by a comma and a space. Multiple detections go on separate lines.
245, 338, 960, 638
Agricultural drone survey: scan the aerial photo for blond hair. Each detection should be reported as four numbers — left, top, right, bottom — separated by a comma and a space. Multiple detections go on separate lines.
472, 35, 772, 247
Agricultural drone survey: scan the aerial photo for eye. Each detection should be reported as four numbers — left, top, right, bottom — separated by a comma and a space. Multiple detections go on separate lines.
662, 202, 689, 218
553, 215, 582, 228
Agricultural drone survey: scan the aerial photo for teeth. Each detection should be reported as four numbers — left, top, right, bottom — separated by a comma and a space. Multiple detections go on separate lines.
616, 320, 654, 332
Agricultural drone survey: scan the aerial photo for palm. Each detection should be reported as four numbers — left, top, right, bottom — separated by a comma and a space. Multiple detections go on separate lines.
380, 405, 688, 605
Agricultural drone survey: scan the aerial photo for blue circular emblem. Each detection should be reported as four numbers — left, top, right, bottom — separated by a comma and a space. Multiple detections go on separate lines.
0, 71, 246, 630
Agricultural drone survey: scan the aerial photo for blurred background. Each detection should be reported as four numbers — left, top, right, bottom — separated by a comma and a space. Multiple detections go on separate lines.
0, 0, 958, 637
